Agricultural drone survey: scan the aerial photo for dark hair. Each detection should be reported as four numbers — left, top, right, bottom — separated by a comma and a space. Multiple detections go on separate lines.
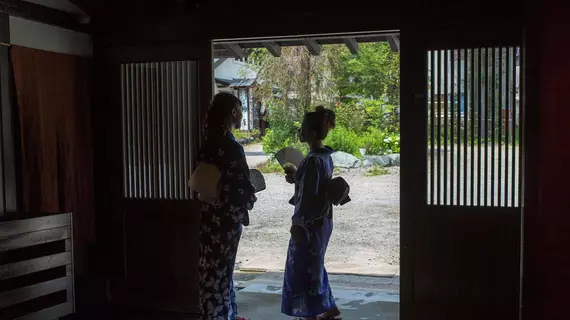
203, 92, 242, 140
302, 106, 336, 141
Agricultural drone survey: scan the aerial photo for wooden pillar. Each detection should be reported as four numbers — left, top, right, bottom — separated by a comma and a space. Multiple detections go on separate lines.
522, 0, 570, 318
0, 13, 21, 215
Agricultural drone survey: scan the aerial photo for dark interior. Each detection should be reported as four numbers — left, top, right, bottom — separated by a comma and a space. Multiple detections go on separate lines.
0, 0, 568, 319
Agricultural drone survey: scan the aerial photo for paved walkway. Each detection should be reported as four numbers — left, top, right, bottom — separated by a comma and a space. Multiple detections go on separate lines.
244, 143, 269, 168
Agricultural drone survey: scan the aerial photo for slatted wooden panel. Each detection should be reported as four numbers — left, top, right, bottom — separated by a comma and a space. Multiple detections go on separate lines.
0, 213, 74, 319
427, 47, 521, 207
121, 62, 197, 200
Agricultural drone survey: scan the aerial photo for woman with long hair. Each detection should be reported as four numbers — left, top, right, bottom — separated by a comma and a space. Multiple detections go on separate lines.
282, 106, 342, 320
197, 92, 256, 320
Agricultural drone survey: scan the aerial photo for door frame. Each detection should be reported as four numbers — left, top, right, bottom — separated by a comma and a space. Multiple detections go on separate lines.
92, 13, 531, 318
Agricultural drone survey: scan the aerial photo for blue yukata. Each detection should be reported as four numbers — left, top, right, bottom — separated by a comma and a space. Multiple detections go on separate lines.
198, 132, 257, 320
282, 146, 337, 317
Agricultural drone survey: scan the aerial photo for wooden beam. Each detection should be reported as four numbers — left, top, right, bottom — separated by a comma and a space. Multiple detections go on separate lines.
222, 43, 247, 59
263, 42, 282, 57
0, 0, 88, 33
344, 38, 359, 54
388, 35, 400, 52
213, 58, 227, 69
302, 39, 321, 55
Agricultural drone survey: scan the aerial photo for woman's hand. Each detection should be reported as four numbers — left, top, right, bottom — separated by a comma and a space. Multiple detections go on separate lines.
290, 225, 308, 243
285, 173, 296, 184
283, 163, 297, 184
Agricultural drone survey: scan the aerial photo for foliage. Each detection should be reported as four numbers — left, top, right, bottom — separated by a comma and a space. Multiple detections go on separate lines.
245, 46, 339, 116
332, 101, 367, 132
263, 124, 400, 158
360, 129, 400, 155
243, 42, 402, 157
365, 165, 390, 177
361, 98, 400, 133
233, 129, 261, 143
332, 42, 400, 103
323, 126, 362, 157
261, 99, 309, 156
255, 159, 283, 174
262, 128, 309, 157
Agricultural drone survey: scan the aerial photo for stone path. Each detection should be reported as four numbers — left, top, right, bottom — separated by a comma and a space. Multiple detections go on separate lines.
244, 143, 268, 168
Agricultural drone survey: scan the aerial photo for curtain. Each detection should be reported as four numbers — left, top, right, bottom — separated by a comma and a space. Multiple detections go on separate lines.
10, 45, 94, 274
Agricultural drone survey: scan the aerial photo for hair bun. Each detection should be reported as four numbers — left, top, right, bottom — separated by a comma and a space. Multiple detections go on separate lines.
314, 106, 335, 128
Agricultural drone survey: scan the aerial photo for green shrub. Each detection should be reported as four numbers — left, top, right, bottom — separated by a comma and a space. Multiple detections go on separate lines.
333, 101, 367, 132
360, 129, 400, 155
324, 126, 362, 157
264, 125, 400, 157
255, 159, 283, 174
262, 127, 309, 156
234, 129, 262, 144
365, 165, 390, 176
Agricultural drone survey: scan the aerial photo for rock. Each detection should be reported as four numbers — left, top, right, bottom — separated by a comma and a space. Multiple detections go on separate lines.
362, 159, 373, 167
331, 151, 361, 168
388, 154, 400, 166
364, 155, 392, 167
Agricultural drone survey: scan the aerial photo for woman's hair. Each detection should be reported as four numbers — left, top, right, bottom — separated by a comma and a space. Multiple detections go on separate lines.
204, 92, 242, 140
303, 106, 336, 140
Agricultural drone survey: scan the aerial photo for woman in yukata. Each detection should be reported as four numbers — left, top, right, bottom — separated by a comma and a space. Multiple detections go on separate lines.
197, 92, 257, 320
282, 106, 342, 320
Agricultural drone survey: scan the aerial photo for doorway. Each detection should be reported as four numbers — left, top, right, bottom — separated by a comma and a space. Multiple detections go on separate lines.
106, 23, 525, 320
213, 32, 402, 319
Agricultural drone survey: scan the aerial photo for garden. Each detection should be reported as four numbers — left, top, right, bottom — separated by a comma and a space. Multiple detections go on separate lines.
233, 42, 402, 276
242, 42, 401, 172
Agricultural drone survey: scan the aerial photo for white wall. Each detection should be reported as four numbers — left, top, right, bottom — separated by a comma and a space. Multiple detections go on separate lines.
214, 58, 256, 80
9, 16, 92, 57
24, 0, 86, 15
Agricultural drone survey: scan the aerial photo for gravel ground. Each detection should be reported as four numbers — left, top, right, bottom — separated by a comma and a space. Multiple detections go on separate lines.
427, 145, 521, 206
236, 143, 520, 276
236, 167, 401, 276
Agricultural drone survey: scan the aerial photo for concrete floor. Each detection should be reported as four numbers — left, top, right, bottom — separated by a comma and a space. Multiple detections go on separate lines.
235, 271, 400, 320
237, 291, 399, 320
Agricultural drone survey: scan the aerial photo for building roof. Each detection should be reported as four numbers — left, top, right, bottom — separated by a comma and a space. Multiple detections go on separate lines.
215, 78, 257, 88
215, 77, 233, 86
229, 78, 256, 88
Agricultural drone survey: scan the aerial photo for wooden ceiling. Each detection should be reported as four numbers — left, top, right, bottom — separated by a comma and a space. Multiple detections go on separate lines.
213, 32, 400, 58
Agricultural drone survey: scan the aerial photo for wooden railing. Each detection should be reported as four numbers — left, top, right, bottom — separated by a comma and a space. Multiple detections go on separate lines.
0, 213, 74, 319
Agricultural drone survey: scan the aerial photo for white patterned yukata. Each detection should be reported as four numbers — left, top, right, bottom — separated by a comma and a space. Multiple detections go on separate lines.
198, 132, 256, 320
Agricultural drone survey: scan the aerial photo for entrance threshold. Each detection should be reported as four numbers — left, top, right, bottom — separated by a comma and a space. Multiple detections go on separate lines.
234, 270, 400, 302
235, 271, 399, 320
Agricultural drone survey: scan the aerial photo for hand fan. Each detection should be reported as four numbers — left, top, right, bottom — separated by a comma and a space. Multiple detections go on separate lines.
275, 147, 304, 169
249, 169, 266, 193
188, 162, 222, 199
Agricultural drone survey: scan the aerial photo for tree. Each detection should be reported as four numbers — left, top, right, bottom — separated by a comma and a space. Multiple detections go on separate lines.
241, 42, 402, 155
244, 46, 340, 117
332, 42, 400, 104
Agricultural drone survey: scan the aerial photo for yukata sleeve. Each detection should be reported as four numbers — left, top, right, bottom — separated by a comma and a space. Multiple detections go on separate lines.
219, 146, 257, 226
292, 158, 321, 229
